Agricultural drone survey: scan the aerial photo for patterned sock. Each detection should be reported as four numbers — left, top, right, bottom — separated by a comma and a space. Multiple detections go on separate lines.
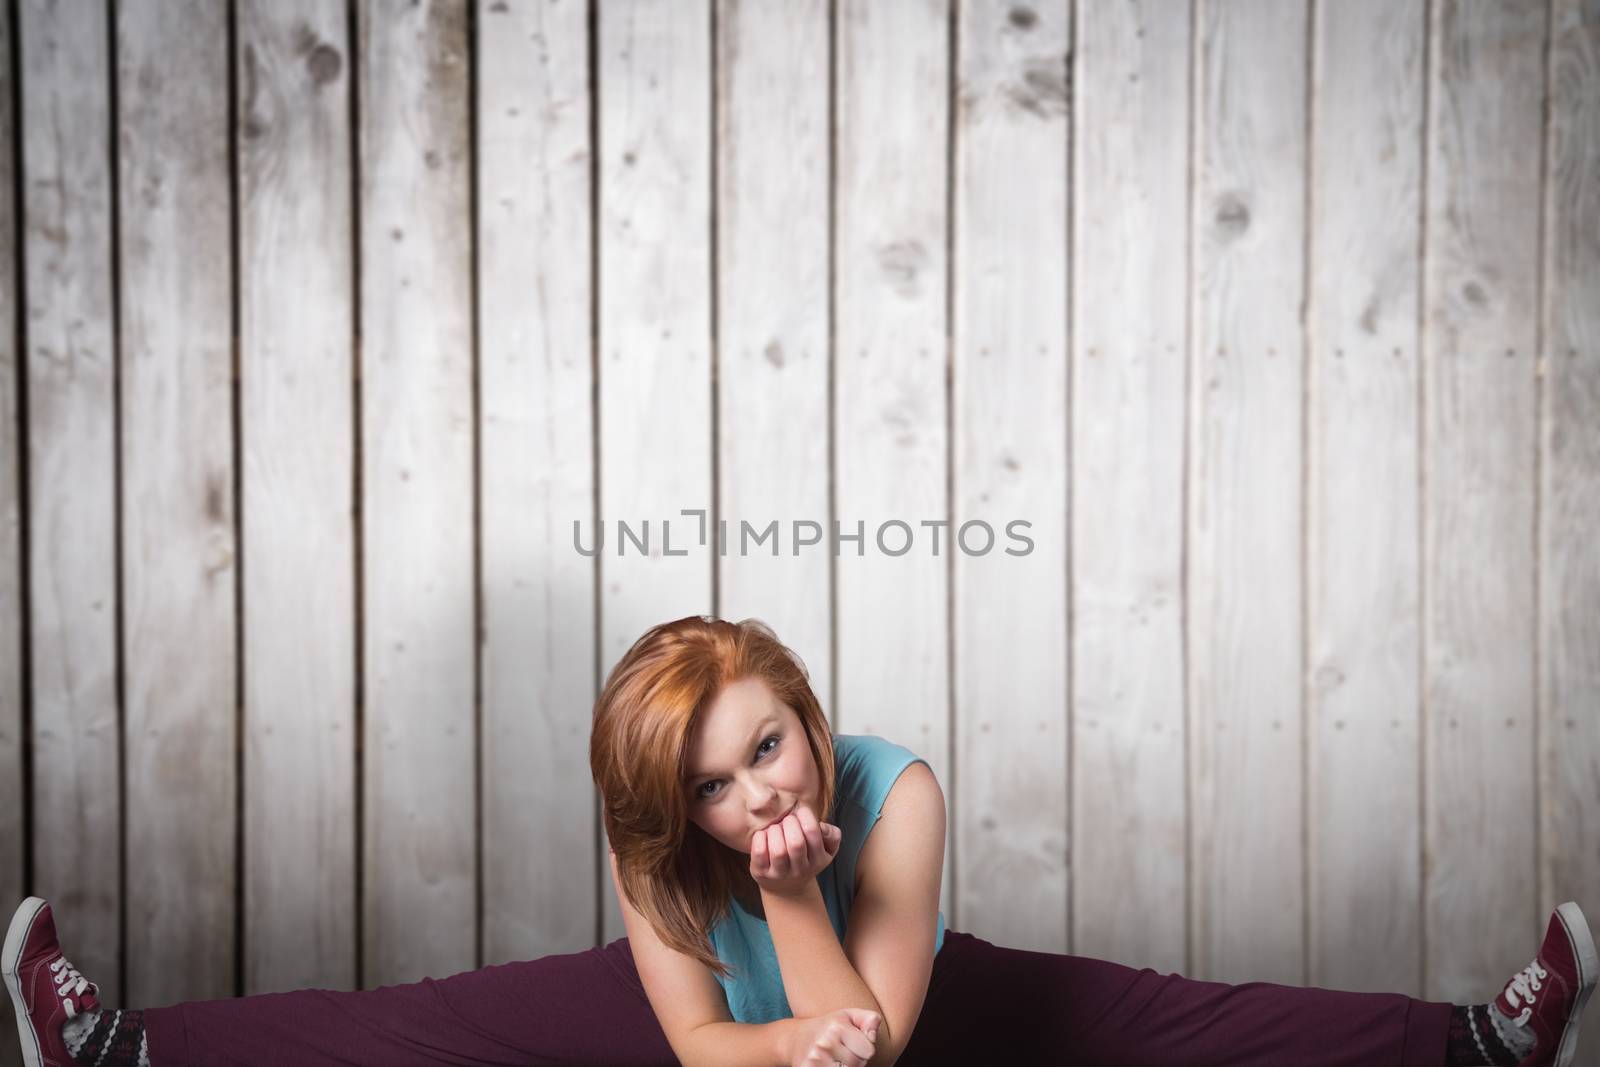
61, 1008, 151, 1067
1443, 1002, 1536, 1066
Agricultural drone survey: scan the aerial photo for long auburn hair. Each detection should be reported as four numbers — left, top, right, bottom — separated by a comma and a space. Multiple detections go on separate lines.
590, 615, 838, 978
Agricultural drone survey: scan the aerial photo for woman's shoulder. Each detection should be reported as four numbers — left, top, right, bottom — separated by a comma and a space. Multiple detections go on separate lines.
832, 731, 928, 763
831, 733, 937, 817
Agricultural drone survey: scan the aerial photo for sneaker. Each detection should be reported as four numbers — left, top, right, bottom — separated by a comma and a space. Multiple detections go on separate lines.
1493, 900, 1598, 1067
3, 897, 103, 1067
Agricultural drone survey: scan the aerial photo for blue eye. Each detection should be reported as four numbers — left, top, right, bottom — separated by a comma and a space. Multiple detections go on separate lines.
696, 735, 780, 801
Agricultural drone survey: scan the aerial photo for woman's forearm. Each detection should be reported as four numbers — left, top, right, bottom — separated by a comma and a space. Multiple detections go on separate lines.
762, 881, 884, 1023
680, 1018, 795, 1067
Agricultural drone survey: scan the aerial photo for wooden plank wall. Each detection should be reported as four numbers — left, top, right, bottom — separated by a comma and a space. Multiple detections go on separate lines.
1072, 0, 1188, 974
476, 0, 594, 967
954, 0, 1067, 955
1425, 0, 1549, 1000
594, 0, 715, 932
117, 0, 237, 1009
2, 2, 1597, 1064
1188, 0, 1311, 986
1308, 0, 1426, 997
15, 0, 123, 1049
832, 0, 955, 947
236, 0, 357, 996
1547, 4, 1600, 1057
0, 8, 17, 1064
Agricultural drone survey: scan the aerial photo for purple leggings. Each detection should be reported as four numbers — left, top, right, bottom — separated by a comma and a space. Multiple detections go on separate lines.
142, 929, 1451, 1065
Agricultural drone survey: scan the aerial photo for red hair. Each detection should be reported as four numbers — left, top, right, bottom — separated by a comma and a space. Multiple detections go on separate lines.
590, 615, 837, 977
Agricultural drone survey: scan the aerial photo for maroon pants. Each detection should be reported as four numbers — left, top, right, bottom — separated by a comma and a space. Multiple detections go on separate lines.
143, 929, 1451, 1065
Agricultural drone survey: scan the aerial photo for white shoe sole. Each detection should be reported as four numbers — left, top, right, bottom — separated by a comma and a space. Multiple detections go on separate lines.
2, 896, 49, 1067
1555, 900, 1599, 1067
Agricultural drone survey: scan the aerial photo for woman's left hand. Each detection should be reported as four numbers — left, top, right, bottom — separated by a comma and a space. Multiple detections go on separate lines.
750, 801, 842, 898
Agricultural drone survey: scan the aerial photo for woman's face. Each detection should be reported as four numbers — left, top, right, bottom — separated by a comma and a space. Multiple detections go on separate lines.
683, 676, 822, 855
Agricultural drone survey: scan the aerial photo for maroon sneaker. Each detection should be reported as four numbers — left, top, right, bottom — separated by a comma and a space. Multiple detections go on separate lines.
1491, 901, 1598, 1067
3, 897, 103, 1067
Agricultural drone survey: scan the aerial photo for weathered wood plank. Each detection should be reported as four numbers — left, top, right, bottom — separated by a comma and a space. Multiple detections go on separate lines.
1, 0, 23, 1060
3, 4, 1592, 1029
951, 0, 1066, 952
596, 0, 715, 943
1306, 0, 1426, 994
1541, 3, 1600, 1058
1072, 0, 1188, 972
358, 0, 476, 985
831, 0, 952, 851
116, 0, 237, 1009
1422, 0, 1544, 1001
236, 0, 357, 994
20, 0, 122, 1005
476, 0, 597, 964
713, 0, 834, 722
1190, 0, 1309, 985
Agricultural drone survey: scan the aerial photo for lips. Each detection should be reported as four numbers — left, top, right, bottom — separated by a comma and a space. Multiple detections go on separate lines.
759, 803, 795, 833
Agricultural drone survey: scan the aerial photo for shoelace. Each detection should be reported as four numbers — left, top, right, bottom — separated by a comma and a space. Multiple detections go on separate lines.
49, 956, 93, 1019
1503, 957, 1548, 1026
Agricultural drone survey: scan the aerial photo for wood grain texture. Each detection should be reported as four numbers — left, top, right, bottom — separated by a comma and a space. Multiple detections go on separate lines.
116, 0, 237, 1009
1189, 0, 1309, 986
1306, 0, 1426, 994
832, 0, 951, 926
596, 0, 715, 944
952, 0, 1066, 952
0, 1, 22, 1062
20, 0, 122, 1006
0, 0, 20, 920
1541, 0, 1600, 1056
0, 3, 1592, 1041
1423, 0, 1545, 1001
713, 0, 834, 721
1071, 0, 1190, 974
237, 0, 357, 995
476, 0, 597, 965
358, 0, 476, 986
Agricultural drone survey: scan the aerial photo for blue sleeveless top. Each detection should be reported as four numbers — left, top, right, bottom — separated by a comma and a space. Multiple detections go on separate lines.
707, 733, 947, 1023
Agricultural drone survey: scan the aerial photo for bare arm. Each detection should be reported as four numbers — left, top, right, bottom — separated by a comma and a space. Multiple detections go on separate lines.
764, 762, 948, 1065
678, 1018, 797, 1067
762, 882, 890, 1053
610, 848, 796, 1066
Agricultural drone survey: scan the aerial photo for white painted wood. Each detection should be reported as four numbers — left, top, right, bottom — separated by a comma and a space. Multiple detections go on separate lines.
713, 0, 834, 721
5, 3, 1597, 1032
1306, 0, 1425, 995
358, 0, 476, 985
831, 0, 955, 942
236, 0, 357, 994
1189, 0, 1308, 986
476, 0, 597, 965
951, 0, 1066, 953
0, 4, 23, 1063
116, 0, 237, 1008
1422, 0, 1544, 1002
20, 0, 122, 1005
1071, 0, 1188, 973
0, 0, 20, 913
1542, 7, 1600, 1060
596, 0, 715, 943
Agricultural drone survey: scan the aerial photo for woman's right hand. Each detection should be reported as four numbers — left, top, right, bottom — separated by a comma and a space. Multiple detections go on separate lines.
785, 1008, 880, 1067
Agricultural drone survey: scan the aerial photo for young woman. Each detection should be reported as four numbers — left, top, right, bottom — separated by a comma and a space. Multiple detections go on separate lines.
5, 615, 1596, 1066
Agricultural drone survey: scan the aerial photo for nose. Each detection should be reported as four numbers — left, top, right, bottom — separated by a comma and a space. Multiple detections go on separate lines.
740, 781, 781, 821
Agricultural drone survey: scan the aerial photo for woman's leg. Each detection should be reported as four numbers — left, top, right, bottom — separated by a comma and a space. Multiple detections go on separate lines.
899, 929, 1451, 1067
142, 938, 678, 1067
9, 897, 676, 1067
